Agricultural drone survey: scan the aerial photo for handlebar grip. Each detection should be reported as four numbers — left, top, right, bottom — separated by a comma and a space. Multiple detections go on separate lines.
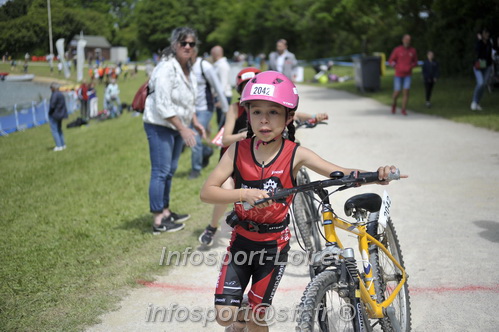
387, 168, 401, 181
359, 169, 400, 182
360, 172, 380, 182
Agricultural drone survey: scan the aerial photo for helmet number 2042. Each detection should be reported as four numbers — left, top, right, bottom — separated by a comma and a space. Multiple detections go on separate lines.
250, 84, 275, 97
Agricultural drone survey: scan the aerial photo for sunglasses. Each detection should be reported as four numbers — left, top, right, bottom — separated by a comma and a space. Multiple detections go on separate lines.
179, 41, 196, 48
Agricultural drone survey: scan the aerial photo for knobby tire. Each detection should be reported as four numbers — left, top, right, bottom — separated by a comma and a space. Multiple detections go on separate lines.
367, 217, 412, 331
296, 270, 371, 332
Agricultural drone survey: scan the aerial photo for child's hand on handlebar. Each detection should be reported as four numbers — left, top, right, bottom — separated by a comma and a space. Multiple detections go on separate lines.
241, 189, 272, 208
377, 166, 408, 184
315, 113, 328, 122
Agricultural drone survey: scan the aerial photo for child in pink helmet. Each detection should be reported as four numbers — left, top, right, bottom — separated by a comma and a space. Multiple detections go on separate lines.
200, 71, 404, 331
199, 68, 329, 247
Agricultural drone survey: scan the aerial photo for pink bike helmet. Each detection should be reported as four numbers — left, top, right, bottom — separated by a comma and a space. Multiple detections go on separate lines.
240, 71, 299, 110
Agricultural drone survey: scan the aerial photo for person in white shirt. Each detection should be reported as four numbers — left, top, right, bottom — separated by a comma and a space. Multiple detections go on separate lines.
211, 45, 233, 127
104, 78, 120, 117
143, 27, 206, 234
189, 49, 229, 179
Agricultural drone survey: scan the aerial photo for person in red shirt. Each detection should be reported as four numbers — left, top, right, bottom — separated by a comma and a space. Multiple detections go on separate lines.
388, 34, 418, 115
78, 80, 89, 120
200, 71, 405, 331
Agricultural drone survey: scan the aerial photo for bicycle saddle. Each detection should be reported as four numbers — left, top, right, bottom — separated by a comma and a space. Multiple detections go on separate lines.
344, 193, 382, 216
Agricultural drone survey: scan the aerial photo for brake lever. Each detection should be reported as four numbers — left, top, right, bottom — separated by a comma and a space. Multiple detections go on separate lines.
337, 185, 351, 192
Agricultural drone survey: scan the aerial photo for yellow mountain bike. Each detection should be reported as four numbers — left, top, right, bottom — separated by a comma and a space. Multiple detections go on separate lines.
257, 170, 410, 332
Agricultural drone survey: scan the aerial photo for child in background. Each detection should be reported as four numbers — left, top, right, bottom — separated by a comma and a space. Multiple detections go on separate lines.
200, 71, 404, 331
422, 50, 439, 108
198, 67, 261, 246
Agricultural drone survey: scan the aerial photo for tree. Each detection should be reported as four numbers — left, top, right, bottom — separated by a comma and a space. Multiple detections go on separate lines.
423, 0, 499, 75
135, 0, 230, 56
0, 0, 33, 21
1, 0, 498, 76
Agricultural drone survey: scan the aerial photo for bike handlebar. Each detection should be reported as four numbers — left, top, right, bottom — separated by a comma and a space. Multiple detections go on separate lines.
254, 169, 401, 205
295, 119, 327, 129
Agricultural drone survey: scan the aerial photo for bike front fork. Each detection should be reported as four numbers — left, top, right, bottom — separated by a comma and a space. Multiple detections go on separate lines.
341, 248, 371, 332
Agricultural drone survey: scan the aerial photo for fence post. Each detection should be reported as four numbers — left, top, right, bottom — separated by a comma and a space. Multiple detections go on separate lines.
0, 116, 7, 135
44, 99, 49, 122
32, 101, 38, 126
14, 104, 20, 132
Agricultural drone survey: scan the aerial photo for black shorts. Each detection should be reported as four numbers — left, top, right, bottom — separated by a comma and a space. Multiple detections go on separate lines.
214, 233, 289, 312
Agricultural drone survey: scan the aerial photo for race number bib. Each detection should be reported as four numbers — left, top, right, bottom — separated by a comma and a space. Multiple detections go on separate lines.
250, 84, 275, 97
378, 190, 391, 228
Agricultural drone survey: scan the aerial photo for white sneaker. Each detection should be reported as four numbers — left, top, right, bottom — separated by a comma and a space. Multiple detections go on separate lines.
476, 104, 482, 111
470, 101, 477, 111
53, 146, 63, 152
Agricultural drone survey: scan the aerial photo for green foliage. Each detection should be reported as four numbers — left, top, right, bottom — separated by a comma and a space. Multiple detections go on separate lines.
0, 0, 113, 57
134, 0, 229, 55
423, 0, 499, 75
0, 0, 32, 21
1, 0, 499, 75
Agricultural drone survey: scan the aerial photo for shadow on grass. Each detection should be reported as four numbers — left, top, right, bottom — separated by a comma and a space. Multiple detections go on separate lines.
117, 214, 153, 233
117, 213, 208, 240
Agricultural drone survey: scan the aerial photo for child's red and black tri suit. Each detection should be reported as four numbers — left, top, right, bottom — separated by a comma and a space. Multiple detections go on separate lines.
214, 137, 297, 313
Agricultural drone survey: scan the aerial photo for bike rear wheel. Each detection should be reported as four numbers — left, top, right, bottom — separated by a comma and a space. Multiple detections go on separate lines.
296, 270, 370, 332
368, 217, 411, 332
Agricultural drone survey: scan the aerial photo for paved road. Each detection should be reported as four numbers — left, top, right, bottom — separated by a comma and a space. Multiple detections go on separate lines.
87, 85, 499, 331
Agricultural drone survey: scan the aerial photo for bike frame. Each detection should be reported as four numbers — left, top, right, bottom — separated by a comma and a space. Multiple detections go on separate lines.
321, 204, 407, 319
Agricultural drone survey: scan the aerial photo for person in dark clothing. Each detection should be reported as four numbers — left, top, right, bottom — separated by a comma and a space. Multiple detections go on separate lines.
471, 28, 498, 111
48, 82, 68, 151
422, 51, 439, 108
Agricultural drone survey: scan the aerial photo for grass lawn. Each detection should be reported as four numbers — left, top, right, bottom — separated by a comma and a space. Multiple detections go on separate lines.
0, 60, 497, 331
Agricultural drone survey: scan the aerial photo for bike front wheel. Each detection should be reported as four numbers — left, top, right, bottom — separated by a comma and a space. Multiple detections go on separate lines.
368, 217, 411, 332
293, 168, 322, 252
293, 191, 322, 251
296, 270, 370, 332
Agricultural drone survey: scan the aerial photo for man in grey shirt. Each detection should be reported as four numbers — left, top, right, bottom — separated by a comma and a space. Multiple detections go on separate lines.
268, 39, 297, 81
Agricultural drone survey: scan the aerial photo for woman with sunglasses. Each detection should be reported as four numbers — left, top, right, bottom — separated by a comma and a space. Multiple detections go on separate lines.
143, 27, 206, 234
